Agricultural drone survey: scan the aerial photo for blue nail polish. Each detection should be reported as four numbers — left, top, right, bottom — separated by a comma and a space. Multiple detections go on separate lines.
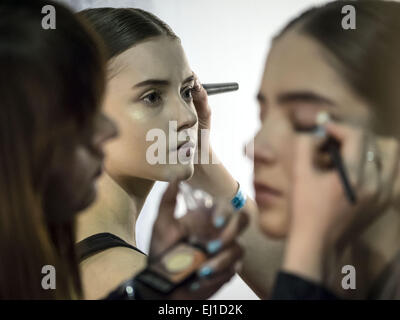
207, 240, 222, 254
199, 266, 213, 278
214, 216, 225, 228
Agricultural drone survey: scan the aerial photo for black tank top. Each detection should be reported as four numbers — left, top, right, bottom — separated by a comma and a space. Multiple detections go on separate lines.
76, 232, 146, 262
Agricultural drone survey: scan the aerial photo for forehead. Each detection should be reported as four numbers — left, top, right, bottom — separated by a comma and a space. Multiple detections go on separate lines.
109, 36, 191, 82
260, 30, 369, 122
262, 32, 347, 97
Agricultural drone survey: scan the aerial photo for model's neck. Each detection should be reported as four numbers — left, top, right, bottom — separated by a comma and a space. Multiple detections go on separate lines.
328, 206, 400, 298
113, 174, 155, 215
76, 173, 155, 247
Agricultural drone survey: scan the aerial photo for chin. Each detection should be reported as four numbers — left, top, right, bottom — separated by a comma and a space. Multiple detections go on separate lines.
258, 207, 289, 239
162, 163, 194, 181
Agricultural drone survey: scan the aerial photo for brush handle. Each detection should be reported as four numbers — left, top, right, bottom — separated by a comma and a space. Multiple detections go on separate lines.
327, 138, 357, 204
202, 82, 239, 95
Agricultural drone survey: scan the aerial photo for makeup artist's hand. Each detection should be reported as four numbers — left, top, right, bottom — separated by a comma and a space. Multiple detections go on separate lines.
191, 72, 213, 160
192, 72, 211, 132
147, 181, 249, 299
283, 120, 399, 282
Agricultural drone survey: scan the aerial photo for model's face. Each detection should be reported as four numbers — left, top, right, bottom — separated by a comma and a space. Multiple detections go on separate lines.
45, 113, 117, 222
103, 36, 198, 183
253, 31, 370, 238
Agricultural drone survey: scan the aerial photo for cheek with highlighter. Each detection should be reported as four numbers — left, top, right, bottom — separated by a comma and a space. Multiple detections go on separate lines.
100, 97, 154, 177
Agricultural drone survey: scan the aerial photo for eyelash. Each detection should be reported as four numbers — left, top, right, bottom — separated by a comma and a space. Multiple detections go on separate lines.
290, 109, 326, 133
181, 86, 194, 102
140, 86, 194, 107
292, 123, 318, 133
141, 90, 163, 107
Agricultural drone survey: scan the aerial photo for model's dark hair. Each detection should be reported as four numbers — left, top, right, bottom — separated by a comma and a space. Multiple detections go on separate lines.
0, 0, 106, 299
275, 0, 400, 136
79, 8, 179, 60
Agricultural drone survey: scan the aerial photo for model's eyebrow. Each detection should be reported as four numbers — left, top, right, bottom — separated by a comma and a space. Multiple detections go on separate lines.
277, 91, 335, 106
133, 79, 170, 88
132, 75, 195, 89
182, 75, 195, 86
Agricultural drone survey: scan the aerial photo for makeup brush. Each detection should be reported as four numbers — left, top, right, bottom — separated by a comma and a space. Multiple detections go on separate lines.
316, 112, 357, 205
202, 82, 239, 95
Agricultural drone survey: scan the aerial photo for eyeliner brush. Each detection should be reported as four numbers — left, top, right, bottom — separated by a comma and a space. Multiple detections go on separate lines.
316, 112, 357, 205
326, 137, 357, 204
202, 82, 239, 95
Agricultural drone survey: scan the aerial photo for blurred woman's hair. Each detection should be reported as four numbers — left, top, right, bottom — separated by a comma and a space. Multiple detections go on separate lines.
0, 0, 105, 299
275, 0, 400, 137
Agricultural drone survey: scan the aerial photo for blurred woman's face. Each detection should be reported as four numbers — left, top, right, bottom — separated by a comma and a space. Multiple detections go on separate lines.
102, 36, 198, 184
253, 31, 370, 238
45, 113, 117, 222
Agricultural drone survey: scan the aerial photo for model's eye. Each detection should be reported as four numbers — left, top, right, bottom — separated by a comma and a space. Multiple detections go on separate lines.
292, 122, 318, 133
141, 90, 162, 106
290, 108, 322, 133
182, 87, 193, 102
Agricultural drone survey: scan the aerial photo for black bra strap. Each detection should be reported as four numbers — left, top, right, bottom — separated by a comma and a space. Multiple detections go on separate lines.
76, 232, 146, 262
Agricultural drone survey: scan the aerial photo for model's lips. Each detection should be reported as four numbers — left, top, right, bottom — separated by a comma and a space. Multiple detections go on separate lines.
254, 181, 283, 207
177, 140, 196, 150
176, 141, 196, 159
173, 140, 194, 154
